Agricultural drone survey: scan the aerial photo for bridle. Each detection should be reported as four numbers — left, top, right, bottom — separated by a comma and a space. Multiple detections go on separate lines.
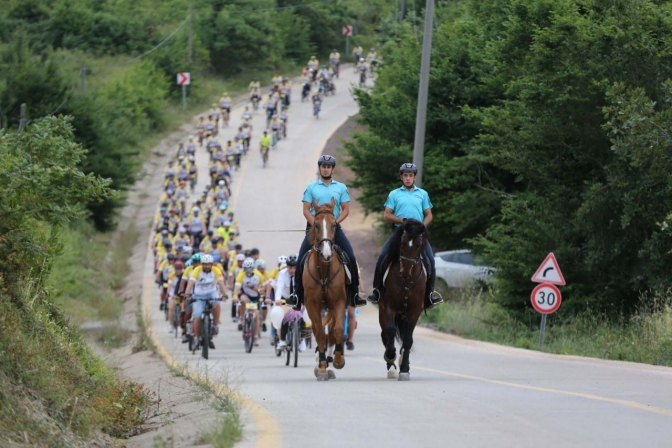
396, 231, 425, 309
306, 208, 342, 305
312, 209, 336, 260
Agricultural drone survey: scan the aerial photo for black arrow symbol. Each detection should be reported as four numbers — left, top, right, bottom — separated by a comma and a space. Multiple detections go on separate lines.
543, 267, 554, 277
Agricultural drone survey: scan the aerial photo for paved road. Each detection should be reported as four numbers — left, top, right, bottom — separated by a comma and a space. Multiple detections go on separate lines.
143, 69, 672, 448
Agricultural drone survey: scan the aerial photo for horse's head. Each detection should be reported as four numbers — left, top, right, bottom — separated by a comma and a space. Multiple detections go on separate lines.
399, 219, 426, 280
311, 198, 337, 262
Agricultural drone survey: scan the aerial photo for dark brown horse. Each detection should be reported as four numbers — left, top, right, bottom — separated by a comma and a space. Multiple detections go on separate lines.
378, 219, 427, 381
303, 199, 349, 381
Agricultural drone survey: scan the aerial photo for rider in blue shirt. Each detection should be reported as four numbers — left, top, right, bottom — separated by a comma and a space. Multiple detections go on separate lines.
286, 155, 367, 309
367, 163, 444, 309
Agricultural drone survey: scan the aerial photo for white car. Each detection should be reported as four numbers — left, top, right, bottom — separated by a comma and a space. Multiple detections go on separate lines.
434, 250, 495, 288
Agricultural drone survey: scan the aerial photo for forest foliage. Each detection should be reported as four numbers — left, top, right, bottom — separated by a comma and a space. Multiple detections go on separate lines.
0, 0, 391, 228
347, 0, 672, 318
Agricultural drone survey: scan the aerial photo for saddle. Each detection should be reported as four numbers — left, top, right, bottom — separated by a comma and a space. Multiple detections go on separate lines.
302, 246, 352, 285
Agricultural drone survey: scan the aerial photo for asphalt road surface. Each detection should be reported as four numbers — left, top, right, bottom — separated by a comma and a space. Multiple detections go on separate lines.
143, 69, 672, 448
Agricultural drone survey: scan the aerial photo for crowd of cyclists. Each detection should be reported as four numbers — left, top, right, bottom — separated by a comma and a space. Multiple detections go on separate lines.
150, 51, 373, 357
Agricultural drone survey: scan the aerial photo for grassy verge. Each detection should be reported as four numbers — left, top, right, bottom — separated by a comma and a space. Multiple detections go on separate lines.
422, 286, 672, 366
0, 281, 152, 446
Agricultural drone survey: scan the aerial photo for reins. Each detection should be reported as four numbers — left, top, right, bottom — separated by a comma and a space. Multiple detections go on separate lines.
306, 208, 342, 305
396, 232, 425, 310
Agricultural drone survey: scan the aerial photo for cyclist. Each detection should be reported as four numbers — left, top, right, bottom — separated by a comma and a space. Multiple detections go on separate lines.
367, 163, 444, 309
312, 90, 322, 118
255, 259, 273, 332
357, 58, 367, 85
260, 131, 271, 163
286, 155, 367, 308
248, 78, 260, 92
329, 49, 340, 76
167, 260, 186, 334
353, 44, 363, 66
233, 258, 265, 345
185, 254, 227, 349
219, 92, 231, 126
274, 255, 307, 352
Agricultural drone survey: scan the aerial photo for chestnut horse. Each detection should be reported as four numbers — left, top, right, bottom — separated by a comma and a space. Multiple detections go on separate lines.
303, 199, 349, 381
378, 219, 427, 381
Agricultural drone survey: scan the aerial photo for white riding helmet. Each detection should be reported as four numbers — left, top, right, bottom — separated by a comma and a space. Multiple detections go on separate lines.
243, 258, 256, 272
235, 253, 246, 261
277, 255, 287, 265
201, 254, 214, 264
255, 259, 266, 270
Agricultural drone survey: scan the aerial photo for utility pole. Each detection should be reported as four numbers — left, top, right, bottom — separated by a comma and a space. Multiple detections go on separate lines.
18, 103, 26, 133
188, 2, 194, 64
411, 0, 435, 187
80, 65, 87, 94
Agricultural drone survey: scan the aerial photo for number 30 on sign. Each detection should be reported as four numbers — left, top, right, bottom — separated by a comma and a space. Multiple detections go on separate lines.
531, 283, 562, 314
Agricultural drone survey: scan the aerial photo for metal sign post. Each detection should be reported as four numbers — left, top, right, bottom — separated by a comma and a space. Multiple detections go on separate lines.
176, 72, 191, 111
531, 253, 566, 347
342, 25, 353, 58
346, 35, 350, 59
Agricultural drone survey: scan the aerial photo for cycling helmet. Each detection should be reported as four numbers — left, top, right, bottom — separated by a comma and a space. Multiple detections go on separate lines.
255, 259, 266, 270
286, 254, 299, 267
163, 239, 173, 247
220, 203, 228, 211
249, 248, 260, 256
243, 258, 256, 272
223, 220, 233, 226
191, 253, 202, 263
317, 154, 336, 167
360, 58, 365, 62
277, 255, 288, 264
212, 255, 221, 262
167, 253, 176, 261
180, 254, 191, 262
399, 162, 418, 175
174, 261, 185, 269
201, 254, 214, 264
236, 253, 246, 261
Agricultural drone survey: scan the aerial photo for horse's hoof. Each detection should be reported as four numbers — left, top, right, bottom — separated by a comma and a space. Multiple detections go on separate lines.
398, 372, 410, 381
387, 366, 398, 379
333, 354, 345, 370
316, 372, 329, 381
327, 369, 336, 380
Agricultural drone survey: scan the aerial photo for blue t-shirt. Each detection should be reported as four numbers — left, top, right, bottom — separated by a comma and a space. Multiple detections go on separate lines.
384, 185, 432, 223
302, 179, 350, 219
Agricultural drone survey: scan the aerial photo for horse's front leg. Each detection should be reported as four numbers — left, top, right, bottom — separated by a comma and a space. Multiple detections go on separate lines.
331, 303, 346, 370
398, 320, 417, 381
380, 303, 398, 378
306, 302, 329, 381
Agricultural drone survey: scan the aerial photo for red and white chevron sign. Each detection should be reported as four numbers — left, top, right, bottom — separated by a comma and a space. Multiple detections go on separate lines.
176, 72, 191, 86
342, 25, 353, 37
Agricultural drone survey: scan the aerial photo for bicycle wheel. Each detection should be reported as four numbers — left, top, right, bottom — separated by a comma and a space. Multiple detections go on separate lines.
293, 320, 300, 368
202, 314, 210, 360
285, 326, 292, 366
173, 303, 180, 338
244, 316, 254, 353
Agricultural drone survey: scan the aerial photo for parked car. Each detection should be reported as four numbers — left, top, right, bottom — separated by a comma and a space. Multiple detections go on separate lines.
434, 250, 495, 288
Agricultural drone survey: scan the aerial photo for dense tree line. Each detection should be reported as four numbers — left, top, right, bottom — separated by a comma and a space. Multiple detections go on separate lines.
348, 0, 672, 318
0, 0, 390, 228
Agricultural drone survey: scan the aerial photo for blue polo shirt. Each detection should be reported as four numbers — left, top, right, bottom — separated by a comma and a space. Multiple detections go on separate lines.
302, 179, 350, 219
384, 185, 432, 223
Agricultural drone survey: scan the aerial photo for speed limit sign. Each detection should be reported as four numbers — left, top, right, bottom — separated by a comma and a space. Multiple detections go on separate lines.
531, 283, 562, 314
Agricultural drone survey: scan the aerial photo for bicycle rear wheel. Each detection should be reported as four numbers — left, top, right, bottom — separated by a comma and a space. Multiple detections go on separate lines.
244, 316, 254, 353
202, 314, 210, 360
293, 320, 300, 368
285, 326, 292, 366
173, 303, 181, 338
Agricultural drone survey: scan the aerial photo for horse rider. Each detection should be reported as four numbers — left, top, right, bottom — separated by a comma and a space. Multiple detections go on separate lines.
286, 155, 367, 309
367, 163, 444, 309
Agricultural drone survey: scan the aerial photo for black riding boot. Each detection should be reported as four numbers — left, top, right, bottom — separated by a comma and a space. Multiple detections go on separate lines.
424, 266, 443, 310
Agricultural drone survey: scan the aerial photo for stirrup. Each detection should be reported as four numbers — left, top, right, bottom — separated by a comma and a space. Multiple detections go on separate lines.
353, 293, 367, 308
366, 288, 381, 304
426, 290, 444, 310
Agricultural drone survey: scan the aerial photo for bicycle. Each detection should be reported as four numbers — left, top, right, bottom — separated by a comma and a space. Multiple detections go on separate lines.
271, 130, 278, 149
242, 301, 259, 353
191, 296, 220, 360
172, 297, 182, 339
284, 318, 300, 367
313, 103, 321, 119
261, 146, 269, 168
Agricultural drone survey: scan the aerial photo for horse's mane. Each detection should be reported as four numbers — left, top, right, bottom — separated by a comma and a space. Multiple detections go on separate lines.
385, 219, 427, 266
